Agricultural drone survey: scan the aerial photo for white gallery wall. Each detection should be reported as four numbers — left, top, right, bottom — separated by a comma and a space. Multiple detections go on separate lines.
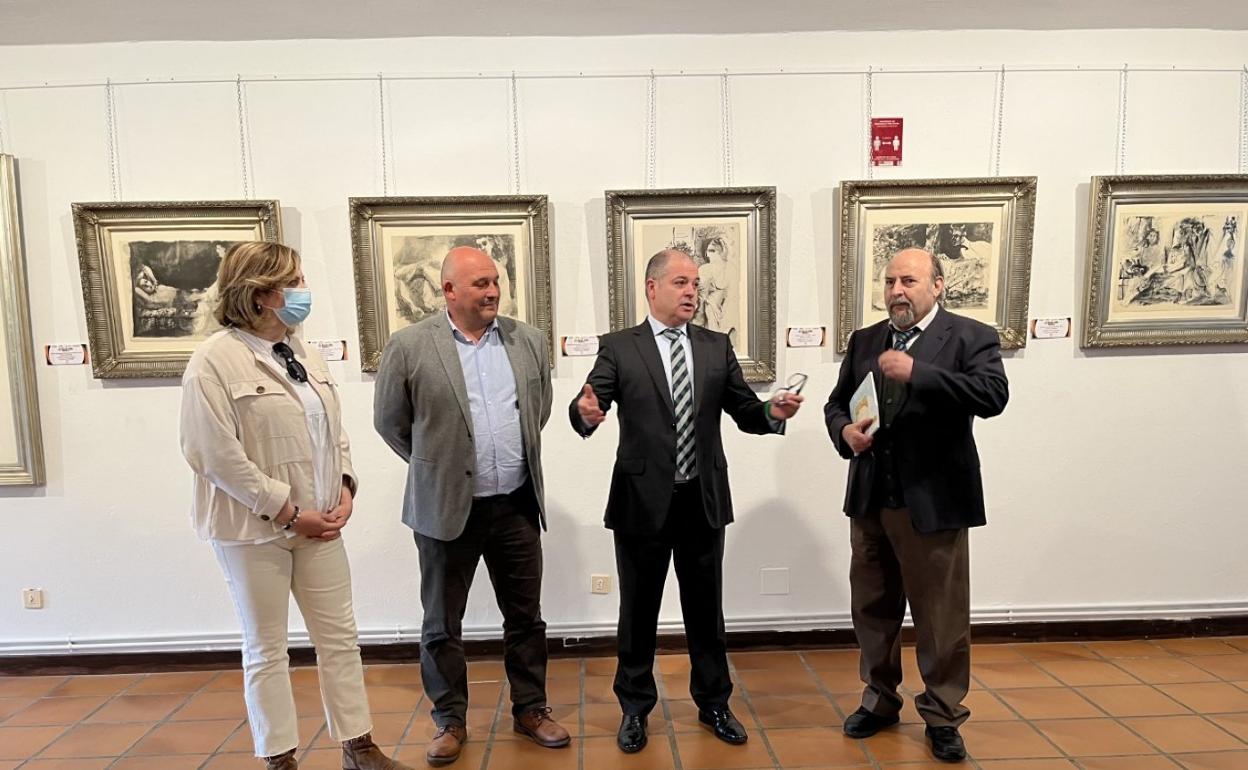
1, 28, 1246, 653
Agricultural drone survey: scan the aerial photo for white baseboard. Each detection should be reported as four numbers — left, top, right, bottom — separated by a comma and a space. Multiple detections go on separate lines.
3, 600, 1246, 657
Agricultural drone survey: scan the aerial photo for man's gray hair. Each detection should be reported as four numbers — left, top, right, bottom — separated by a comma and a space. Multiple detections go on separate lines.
644, 249, 695, 282
927, 250, 944, 284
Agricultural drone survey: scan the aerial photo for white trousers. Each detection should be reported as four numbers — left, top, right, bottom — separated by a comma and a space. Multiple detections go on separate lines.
212, 535, 373, 757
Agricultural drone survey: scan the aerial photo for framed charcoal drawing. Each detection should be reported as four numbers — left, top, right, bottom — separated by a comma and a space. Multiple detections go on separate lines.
837, 177, 1037, 353
605, 186, 777, 382
72, 199, 282, 378
1083, 174, 1248, 348
348, 195, 553, 372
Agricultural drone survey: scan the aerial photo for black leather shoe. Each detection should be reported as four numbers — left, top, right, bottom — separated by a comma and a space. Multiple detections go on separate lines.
698, 707, 748, 745
617, 713, 647, 753
925, 725, 966, 763
843, 706, 900, 738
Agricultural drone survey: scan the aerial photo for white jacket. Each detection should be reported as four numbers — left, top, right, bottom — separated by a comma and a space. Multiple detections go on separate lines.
180, 329, 357, 541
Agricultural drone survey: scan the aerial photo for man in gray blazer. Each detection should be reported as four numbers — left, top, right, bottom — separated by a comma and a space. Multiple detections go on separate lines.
374, 246, 567, 767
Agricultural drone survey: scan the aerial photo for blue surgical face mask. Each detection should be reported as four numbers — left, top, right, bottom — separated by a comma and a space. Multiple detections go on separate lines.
273, 288, 311, 327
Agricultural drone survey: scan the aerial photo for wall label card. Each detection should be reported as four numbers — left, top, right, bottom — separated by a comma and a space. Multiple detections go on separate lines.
46, 344, 88, 366
560, 335, 600, 357
871, 117, 904, 167
307, 340, 348, 361
1030, 318, 1072, 339
786, 326, 827, 347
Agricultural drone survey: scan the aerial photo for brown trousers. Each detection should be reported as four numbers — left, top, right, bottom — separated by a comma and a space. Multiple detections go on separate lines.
849, 507, 970, 727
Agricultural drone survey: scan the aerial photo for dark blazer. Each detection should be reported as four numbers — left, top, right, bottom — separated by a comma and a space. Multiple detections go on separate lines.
570, 321, 777, 535
823, 306, 1008, 533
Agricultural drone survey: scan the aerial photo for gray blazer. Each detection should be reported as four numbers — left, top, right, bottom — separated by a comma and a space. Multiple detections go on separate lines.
373, 313, 552, 541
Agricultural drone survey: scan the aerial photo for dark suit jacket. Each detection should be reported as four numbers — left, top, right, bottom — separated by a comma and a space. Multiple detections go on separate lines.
570, 322, 777, 535
823, 306, 1008, 533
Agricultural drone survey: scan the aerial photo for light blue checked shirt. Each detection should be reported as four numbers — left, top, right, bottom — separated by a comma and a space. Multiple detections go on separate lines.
448, 311, 527, 498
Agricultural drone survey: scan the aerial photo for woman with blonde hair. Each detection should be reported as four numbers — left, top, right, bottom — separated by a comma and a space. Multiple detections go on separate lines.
180, 241, 411, 770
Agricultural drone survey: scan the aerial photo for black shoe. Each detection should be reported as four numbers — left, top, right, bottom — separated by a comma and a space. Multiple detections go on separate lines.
843, 706, 900, 738
697, 707, 748, 745
617, 713, 647, 753
925, 725, 966, 763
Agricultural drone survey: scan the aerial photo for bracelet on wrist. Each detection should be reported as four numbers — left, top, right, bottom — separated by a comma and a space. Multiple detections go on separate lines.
282, 505, 301, 531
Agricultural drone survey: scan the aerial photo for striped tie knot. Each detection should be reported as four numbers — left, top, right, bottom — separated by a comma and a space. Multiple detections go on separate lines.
892, 326, 920, 351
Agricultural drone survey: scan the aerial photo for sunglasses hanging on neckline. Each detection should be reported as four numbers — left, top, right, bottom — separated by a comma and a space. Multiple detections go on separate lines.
271, 341, 308, 383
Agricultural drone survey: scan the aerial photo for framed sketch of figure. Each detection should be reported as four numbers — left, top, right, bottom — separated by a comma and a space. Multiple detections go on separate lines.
837, 177, 1037, 353
0, 155, 45, 485
1082, 174, 1248, 347
72, 200, 282, 378
605, 187, 777, 382
348, 195, 553, 371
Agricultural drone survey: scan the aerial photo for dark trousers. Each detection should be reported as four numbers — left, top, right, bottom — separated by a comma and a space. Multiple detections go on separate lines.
849, 506, 971, 728
414, 482, 548, 726
613, 481, 731, 716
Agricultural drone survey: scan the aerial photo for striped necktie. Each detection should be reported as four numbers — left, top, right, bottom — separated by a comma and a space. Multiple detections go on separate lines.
892, 326, 920, 351
661, 328, 696, 478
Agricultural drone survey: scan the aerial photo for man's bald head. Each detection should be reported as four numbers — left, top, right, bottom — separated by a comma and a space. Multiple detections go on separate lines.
441, 246, 501, 334
890, 247, 944, 286
884, 248, 944, 330
441, 246, 494, 285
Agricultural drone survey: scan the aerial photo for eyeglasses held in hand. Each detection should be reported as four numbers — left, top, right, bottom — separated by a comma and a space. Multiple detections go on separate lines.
778, 372, 808, 395
272, 342, 308, 383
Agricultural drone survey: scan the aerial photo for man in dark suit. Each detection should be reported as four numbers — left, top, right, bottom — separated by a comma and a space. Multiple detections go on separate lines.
374, 247, 569, 766
824, 248, 1008, 763
570, 249, 803, 754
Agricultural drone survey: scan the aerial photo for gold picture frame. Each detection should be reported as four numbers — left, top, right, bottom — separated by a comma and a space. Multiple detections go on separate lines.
1082, 174, 1248, 348
837, 177, 1037, 353
72, 199, 282, 378
605, 186, 777, 382
348, 195, 553, 372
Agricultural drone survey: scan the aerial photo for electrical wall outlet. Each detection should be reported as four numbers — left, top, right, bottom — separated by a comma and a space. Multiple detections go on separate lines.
22, 588, 44, 609
760, 567, 790, 595
590, 574, 612, 594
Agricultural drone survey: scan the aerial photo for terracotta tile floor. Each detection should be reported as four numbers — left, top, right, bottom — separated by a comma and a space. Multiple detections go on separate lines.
3, 636, 1248, 768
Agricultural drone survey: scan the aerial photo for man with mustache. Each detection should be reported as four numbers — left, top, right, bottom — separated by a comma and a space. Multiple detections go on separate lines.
824, 248, 1008, 763
570, 249, 803, 754
374, 246, 569, 766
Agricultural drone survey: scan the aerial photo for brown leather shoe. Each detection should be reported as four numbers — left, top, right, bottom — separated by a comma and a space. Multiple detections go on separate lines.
513, 706, 572, 748
264, 749, 297, 770
424, 724, 467, 767
342, 731, 414, 770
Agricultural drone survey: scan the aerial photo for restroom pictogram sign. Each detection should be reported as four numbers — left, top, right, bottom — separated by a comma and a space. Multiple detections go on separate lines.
871, 117, 904, 166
